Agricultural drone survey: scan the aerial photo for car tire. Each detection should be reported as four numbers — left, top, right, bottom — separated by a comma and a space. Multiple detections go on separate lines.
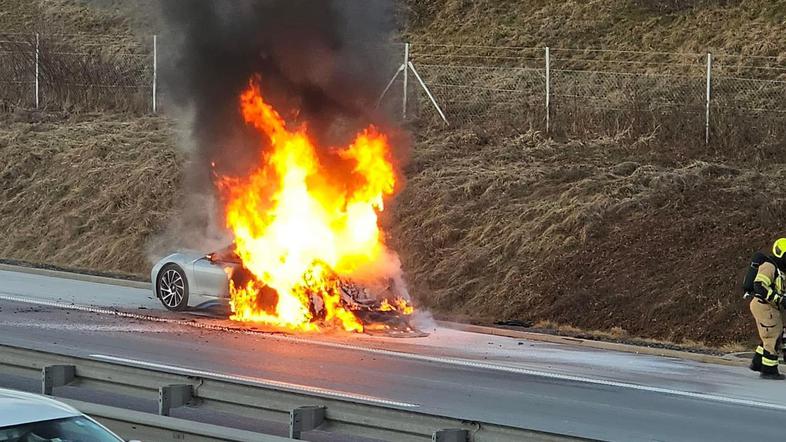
156, 263, 189, 311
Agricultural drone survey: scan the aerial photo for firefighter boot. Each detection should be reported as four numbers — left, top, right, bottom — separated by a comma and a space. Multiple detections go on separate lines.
750, 346, 763, 372
760, 350, 784, 380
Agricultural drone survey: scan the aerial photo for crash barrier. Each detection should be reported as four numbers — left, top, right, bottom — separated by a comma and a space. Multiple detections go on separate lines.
59, 398, 292, 442
0, 344, 586, 442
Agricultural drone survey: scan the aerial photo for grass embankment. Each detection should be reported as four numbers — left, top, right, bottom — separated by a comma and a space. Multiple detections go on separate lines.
391, 128, 785, 345
0, 112, 180, 275
405, 0, 786, 58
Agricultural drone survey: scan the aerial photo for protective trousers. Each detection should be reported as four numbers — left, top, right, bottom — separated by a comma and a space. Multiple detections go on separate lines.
750, 299, 783, 371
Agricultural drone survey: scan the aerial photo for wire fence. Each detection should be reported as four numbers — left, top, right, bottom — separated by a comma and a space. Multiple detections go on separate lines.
0, 33, 153, 113
401, 44, 786, 147
2, 33, 786, 147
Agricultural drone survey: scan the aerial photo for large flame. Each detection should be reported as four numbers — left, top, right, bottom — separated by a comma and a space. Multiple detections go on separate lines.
215, 78, 401, 332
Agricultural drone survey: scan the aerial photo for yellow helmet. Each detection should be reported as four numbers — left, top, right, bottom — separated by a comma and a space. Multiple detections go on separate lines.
773, 238, 786, 259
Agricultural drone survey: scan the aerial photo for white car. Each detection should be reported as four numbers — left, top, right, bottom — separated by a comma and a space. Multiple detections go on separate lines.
0, 388, 124, 442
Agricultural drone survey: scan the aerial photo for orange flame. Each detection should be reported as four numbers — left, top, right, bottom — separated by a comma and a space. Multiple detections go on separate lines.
216, 78, 399, 332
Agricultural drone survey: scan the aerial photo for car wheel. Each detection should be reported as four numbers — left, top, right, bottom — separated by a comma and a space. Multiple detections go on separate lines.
157, 264, 189, 311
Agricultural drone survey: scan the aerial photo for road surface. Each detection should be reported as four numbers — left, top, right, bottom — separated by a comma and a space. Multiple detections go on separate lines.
1, 267, 785, 441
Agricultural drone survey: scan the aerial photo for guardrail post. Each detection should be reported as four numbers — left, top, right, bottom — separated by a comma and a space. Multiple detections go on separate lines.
289, 405, 326, 439
433, 428, 469, 442
158, 384, 193, 416
42, 365, 75, 395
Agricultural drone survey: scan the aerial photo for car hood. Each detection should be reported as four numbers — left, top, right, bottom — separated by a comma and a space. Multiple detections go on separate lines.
0, 388, 79, 426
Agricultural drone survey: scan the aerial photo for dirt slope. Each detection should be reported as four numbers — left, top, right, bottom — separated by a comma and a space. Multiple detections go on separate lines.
405, 0, 786, 58
391, 129, 785, 345
0, 112, 180, 275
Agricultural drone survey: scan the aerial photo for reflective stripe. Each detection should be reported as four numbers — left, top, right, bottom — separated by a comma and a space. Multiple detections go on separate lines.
755, 273, 773, 287
756, 346, 765, 355
762, 356, 780, 367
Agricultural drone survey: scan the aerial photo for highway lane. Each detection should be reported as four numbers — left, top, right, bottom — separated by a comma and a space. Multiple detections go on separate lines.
2, 268, 786, 441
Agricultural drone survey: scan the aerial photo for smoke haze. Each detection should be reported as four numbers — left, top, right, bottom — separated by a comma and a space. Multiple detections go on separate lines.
161, 0, 398, 174
152, 0, 403, 256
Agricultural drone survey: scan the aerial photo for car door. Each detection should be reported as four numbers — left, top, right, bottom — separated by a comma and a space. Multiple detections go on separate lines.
192, 256, 230, 297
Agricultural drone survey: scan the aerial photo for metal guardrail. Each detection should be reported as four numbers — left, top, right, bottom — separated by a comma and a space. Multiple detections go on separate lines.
59, 398, 292, 442
0, 343, 585, 442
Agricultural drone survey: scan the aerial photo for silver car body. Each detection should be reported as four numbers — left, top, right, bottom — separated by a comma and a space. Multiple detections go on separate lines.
151, 251, 239, 308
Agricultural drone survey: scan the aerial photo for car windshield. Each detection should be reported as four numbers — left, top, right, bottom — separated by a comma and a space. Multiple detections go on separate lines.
0, 416, 123, 442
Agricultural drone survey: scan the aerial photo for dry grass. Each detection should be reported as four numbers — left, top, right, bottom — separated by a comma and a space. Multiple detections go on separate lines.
529, 318, 744, 354
0, 0, 160, 39
391, 127, 786, 345
0, 111, 181, 274
404, 0, 786, 58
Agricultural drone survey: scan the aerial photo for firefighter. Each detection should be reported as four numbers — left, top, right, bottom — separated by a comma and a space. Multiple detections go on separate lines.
750, 238, 786, 379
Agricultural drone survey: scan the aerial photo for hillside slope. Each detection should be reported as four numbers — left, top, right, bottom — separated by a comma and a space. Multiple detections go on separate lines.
391, 129, 785, 345
405, 0, 786, 57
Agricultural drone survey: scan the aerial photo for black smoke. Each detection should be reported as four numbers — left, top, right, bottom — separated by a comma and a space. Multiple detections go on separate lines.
150, 0, 403, 257
160, 0, 399, 177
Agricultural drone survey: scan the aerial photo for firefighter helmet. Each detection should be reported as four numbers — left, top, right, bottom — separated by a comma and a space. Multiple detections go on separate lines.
774, 238, 786, 259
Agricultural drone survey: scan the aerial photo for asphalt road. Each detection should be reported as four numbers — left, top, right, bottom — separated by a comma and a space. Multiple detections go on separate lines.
2, 268, 786, 441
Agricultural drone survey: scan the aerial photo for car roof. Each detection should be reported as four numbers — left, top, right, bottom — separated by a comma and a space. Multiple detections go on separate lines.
0, 388, 80, 427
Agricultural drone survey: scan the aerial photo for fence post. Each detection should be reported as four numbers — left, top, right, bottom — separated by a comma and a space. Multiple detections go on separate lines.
402, 42, 409, 120
152, 34, 158, 114
545, 46, 550, 134
705, 52, 712, 144
35, 33, 39, 109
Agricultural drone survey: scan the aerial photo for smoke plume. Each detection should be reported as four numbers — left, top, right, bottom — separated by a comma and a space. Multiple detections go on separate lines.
153, 0, 403, 255
162, 0, 398, 172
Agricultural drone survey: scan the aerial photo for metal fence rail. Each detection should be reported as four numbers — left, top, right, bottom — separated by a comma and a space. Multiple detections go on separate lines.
2, 33, 783, 146
405, 44, 786, 147
0, 343, 583, 442
0, 32, 153, 113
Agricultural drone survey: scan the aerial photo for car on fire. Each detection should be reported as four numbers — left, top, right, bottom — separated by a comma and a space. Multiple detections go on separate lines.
151, 245, 413, 330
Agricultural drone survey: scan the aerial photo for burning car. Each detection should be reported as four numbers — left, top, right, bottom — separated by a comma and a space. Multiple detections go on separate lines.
152, 78, 415, 334
151, 245, 414, 333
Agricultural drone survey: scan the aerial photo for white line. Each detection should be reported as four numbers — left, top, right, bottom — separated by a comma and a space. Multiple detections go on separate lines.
3, 292, 786, 412
89, 354, 418, 408
268, 335, 786, 413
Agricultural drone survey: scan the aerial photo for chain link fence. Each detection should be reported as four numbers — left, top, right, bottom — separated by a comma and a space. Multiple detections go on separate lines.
0, 32, 153, 113
2, 33, 786, 148
402, 44, 786, 147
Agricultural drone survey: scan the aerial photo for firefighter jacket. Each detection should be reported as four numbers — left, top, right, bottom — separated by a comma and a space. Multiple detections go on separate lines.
754, 261, 785, 307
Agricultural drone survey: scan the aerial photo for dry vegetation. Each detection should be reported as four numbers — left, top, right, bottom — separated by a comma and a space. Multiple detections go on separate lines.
403, 0, 786, 58
0, 111, 181, 275
390, 128, 786, 345
1, 0, 786, 347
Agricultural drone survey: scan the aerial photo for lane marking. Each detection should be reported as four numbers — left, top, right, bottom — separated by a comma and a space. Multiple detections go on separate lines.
3, 292, 786, 412
90, 354, 419, 408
